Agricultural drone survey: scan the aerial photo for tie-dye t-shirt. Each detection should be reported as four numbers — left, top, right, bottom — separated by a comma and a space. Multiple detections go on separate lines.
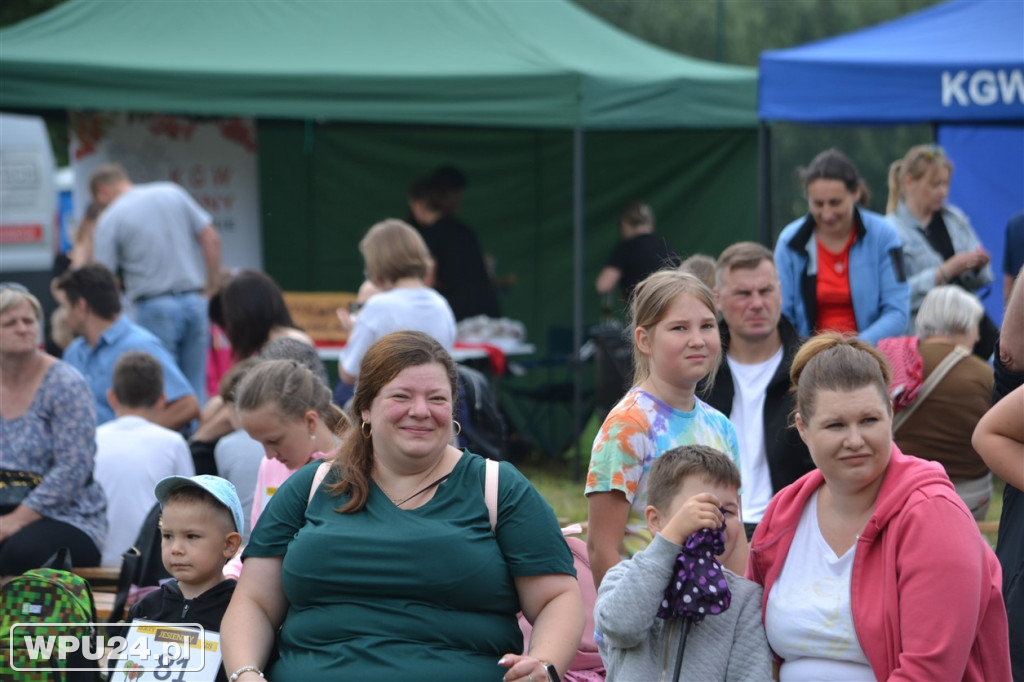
585, 388, 739, 556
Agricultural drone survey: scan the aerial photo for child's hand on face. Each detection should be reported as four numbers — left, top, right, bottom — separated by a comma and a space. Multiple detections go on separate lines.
660, 492, 725, 546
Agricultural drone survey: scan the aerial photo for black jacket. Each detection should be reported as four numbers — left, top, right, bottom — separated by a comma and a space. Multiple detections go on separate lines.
704, 316, 814, 494
129, 579, 236, 682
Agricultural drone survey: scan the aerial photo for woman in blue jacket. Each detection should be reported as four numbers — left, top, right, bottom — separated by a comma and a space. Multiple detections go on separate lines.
774, 149, 910, 345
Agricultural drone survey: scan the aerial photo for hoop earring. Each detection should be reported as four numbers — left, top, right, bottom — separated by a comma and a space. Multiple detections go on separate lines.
452, 420, 462, 437
360, 421, 372, 439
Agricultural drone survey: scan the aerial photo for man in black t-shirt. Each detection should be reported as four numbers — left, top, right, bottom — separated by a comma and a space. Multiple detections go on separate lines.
595, 201, 680, 302
407, 169, 501, 321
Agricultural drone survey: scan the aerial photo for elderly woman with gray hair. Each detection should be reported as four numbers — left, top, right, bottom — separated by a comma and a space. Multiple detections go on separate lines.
891, 285, 994, 518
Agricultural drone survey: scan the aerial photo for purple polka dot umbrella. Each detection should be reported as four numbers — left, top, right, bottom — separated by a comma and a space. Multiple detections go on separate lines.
657, 520, 732, 682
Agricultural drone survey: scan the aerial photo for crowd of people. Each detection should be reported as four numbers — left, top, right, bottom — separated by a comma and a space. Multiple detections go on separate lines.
588, 146, 1021, 680
1, 144, 1022, 681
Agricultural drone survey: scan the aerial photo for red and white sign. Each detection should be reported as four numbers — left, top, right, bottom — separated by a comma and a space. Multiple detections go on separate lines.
70, 112, 263, 269
0, 224, 44, 244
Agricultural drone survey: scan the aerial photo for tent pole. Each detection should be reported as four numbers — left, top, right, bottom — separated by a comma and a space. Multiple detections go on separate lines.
572, 127, 585, 482
758, 121, 773, 246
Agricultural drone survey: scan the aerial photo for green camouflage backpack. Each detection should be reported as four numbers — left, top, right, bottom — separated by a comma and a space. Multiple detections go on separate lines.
0, 549, 98, 682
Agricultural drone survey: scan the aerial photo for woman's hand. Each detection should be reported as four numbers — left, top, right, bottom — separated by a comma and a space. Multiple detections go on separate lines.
944, 247, 990, 279
498, 654, 554, 682
513, 573, 584, 682
335, 307, 355, 333
0, 505, 42, 543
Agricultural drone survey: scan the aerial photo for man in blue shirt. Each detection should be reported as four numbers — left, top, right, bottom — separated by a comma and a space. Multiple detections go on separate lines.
58, 264, 199, 431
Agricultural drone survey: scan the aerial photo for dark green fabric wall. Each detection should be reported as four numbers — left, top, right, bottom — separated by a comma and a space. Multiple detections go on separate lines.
258, 120, 758, 353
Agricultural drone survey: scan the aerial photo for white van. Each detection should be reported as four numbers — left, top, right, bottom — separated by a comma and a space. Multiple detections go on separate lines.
0, 112, 57, 273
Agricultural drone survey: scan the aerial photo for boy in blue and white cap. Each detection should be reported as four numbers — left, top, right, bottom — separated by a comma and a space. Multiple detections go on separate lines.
127, 475, 244, 682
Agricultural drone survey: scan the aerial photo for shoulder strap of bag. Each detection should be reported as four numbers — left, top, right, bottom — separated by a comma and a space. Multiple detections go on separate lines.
40, 546, 73, 572
108, 546, 140, 623
893, 345, 970, 434
307, 461, 331, 506
485, 458, 499, 533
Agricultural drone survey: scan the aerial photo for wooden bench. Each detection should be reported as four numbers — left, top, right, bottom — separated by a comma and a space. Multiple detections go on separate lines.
93, 591, 115, 621
282, 290, 357, 345
71, 565, 121, 593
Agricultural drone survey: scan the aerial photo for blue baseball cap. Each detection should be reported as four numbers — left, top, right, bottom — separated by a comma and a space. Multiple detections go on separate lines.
155, 475, 245, 534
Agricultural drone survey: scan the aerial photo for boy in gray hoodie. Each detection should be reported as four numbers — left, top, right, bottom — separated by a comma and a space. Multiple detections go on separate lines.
594, 445, 771, 681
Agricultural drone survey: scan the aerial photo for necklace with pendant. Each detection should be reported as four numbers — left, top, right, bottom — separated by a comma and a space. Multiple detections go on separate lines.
376, 453, 448, 507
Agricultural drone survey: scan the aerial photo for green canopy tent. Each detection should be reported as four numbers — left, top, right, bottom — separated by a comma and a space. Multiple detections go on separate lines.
0, 0, 758, 465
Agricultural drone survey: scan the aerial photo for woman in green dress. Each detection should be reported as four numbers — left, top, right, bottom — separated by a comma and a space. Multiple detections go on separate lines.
222, 330, 584, 682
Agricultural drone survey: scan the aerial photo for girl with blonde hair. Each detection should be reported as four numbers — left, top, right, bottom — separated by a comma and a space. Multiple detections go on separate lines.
887, 144, 993, 343
585, 270, 743, 586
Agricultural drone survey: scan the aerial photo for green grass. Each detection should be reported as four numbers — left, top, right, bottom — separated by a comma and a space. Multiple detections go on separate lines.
982, 477, 1004, 549
518, 458, 589, 527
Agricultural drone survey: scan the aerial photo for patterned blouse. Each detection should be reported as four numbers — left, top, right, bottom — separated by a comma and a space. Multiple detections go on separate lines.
0, 361, 107, 548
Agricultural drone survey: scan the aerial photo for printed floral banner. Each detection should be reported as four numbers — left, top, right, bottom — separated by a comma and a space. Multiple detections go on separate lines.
70, 112, 263, 269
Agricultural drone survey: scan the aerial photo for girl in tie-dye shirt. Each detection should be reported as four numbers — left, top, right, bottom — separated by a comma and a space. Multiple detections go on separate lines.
586, 270, 741, 586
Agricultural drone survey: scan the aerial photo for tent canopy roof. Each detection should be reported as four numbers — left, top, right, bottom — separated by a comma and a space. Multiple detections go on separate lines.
759, 0, 1024, 124
0, 0, 756, 129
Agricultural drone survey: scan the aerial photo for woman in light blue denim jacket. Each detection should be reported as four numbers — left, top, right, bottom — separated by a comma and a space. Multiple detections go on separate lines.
886, 144, 993, 334
774, 149, 910, 346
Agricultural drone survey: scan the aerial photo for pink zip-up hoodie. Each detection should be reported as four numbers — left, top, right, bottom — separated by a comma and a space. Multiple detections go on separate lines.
747, 445, 1011, 681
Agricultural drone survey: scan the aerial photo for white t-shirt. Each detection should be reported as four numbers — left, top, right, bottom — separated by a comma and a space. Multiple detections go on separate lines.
95, 415, 195, 565
765, 490, 873, 682
339, 287, 457, 377
726, 347, 783, 523
214, 429, 264, 543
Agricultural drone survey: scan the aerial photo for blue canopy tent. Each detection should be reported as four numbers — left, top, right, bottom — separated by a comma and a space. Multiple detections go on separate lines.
759, 0, 1024, 320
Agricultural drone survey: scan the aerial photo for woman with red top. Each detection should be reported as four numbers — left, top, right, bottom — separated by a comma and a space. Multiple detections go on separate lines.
773, 149, 910, 345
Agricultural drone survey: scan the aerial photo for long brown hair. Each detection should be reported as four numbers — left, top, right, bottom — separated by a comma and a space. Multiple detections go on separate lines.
330, 331, 458, 513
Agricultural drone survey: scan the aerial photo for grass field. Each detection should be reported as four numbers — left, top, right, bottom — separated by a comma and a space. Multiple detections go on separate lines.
519, 457, 1005, 548
518, 457, 589, 525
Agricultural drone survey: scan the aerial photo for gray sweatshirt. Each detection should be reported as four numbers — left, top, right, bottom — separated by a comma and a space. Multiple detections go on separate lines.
595, 533, 772, 682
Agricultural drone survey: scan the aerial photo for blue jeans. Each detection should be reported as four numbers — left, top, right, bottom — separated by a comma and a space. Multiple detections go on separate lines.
133, 292, 208, 404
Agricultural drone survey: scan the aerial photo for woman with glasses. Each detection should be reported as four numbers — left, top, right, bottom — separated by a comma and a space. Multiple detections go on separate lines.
0, 283, 107, 575
774, 148, 910, 345
887, 144, 994, 348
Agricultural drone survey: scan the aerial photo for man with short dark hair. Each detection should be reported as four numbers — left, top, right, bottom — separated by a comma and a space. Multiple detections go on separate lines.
705, 242, 814, 538
90, 163, 221, 403
58, 263, 199, 431
406, 169, 500, 321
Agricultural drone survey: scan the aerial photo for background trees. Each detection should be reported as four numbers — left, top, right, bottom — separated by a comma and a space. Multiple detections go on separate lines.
576, 0, 941, 234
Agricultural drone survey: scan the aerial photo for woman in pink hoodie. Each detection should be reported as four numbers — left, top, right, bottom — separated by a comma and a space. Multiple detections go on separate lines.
747, 332, 1010, 681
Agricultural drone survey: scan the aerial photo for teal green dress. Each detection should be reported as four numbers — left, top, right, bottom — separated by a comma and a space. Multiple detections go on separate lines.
244, 451, 575, 681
